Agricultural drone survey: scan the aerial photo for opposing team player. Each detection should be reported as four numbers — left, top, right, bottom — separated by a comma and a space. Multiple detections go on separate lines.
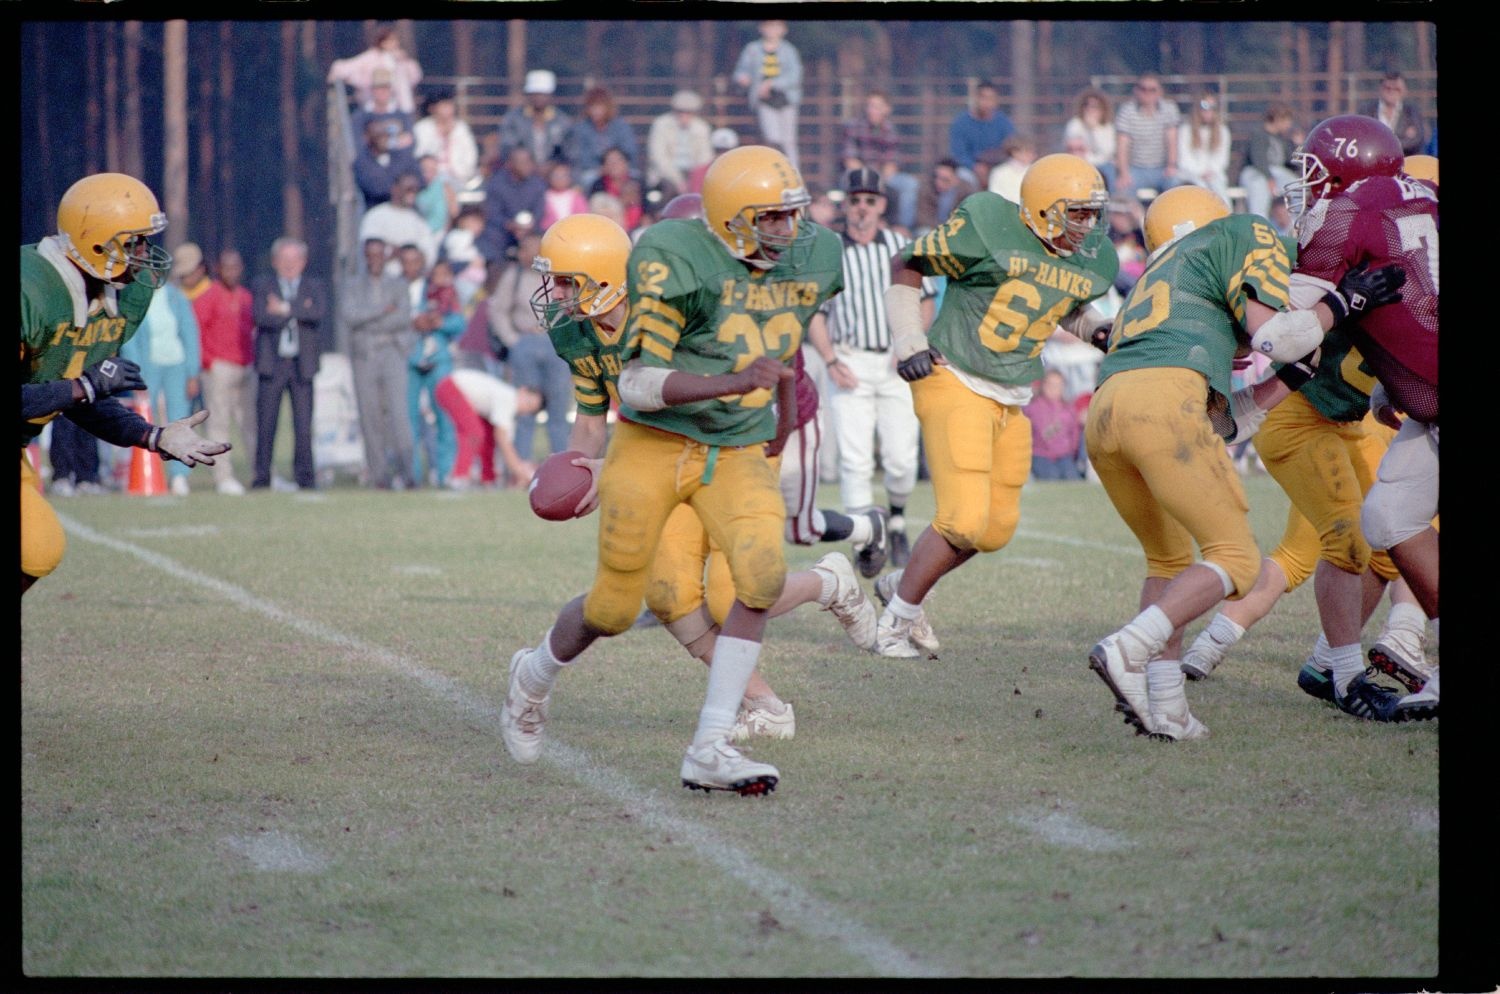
875, 153, 1118, 658
22, 173, 229, 596
504, 146, 848, 795
1084, 185, 1405, 740
1271, 116, 1439, 720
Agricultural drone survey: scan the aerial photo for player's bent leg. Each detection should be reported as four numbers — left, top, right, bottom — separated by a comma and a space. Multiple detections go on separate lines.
21, 455, 66, 589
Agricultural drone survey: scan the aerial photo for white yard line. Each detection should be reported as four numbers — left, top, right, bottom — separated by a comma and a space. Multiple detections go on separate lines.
1014, 528, 1139, 557
55, 513, 947, 978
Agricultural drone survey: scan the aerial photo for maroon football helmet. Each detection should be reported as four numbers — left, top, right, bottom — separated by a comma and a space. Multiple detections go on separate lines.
659, 192, 704, 221
1285, 114, 1404, 221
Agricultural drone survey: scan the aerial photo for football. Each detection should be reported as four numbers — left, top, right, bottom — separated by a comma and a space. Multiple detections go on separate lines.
528, 450, 594, 521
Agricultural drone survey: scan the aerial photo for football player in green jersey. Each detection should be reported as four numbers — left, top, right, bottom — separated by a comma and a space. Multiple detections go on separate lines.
1084, 186, 1406, 740
21, 173, 229, 596
503, 148, 849, 795
874, 153, 1118, 659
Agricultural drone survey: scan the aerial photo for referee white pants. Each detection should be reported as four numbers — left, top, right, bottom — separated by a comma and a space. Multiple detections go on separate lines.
829, 346, 919, 513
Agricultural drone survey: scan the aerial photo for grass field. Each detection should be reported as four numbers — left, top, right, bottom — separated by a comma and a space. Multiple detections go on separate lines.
20, 471, 1454, 981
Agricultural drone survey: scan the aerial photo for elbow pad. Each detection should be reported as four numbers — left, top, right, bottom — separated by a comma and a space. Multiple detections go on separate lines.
617, 364, 673, 412
885, 282, 929, 362
1250, 308, 1324, 364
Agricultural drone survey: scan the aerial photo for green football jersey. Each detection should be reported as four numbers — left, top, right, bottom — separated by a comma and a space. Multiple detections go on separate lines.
547, 313, 629, 418
1294, 326, 1380, 424
619, 218, 844, 447
1101, 213, 1292, 407
21, 243, 154, 444
900, 191, 1118, 387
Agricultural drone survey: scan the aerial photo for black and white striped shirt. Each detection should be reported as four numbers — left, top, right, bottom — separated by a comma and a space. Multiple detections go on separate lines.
824, 227, 929, 353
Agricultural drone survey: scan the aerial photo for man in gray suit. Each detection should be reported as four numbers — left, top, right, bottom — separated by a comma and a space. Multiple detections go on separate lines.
342, 237, 417, 489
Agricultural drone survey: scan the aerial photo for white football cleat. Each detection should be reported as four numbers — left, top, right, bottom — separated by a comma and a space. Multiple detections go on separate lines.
500, 648, 550, 764
1368, 631, 1432, 696
680, 738, 779, 796
1180, 632, 1228, 681
1394, 667, 1439, 722
1088, 634, 1154, 735
873, 572, 940, 654
813, 552, 877, 650
730, 701, 796, 743
1146, 679, 1210, 742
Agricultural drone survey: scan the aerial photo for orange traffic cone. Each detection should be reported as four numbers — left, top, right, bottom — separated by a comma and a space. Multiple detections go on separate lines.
128, 397, 169, 496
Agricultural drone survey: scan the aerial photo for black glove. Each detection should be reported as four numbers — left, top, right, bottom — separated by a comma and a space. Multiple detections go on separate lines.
1088, 325, 1111, 353
77, 357, 145, 403
1274, 347, 1321, 391
897, 349, 937, 383
1322, 261, 1405, 325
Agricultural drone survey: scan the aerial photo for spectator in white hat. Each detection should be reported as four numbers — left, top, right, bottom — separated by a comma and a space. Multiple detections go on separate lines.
647, 89, 713, 196
499, 69, 572, 167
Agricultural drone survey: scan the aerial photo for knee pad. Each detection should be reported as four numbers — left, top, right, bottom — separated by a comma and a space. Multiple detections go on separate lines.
21, 488, 65, 580
1211, 546, 1262, 599
1361, 486, 1425, 551
582, 578, 646, 636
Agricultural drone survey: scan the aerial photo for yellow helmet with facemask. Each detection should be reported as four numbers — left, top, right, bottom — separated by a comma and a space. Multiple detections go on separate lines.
55, 172, 171, 288
1018, 153, 1109, 257
530, 213, 633, 329
700, 145, 812, 268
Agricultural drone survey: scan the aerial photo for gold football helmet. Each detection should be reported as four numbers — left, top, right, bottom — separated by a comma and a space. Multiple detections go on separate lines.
1143, 185, 1231, 254
1018, 153, 1109, 257
55, 172, 171, 287
700, 144, 811, 267
530, 213, 632, 329
1403, 154, 1439, 185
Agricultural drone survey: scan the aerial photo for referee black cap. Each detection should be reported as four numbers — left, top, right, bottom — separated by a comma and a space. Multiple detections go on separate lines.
843, 167, 885, 197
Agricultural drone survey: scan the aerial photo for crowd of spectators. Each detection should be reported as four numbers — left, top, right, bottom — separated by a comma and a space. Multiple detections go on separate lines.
38, 21, 1432, 498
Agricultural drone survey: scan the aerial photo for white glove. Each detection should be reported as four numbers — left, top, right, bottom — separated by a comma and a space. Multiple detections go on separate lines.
1227, 385, 1268, 444
148, 410, 231, 467
1249, 308, 1324, 364
885, 282, 929, 362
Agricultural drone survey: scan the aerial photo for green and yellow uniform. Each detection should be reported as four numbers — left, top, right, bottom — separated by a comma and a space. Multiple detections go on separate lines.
898, 190, 1117, 551
579, 218, 844, 634
21, 239, 155, 578
1087, 213, 1292, 597
1257, 327, 1416, 588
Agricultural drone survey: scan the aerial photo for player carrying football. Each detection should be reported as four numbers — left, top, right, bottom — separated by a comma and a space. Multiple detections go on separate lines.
503, 147, 851, 795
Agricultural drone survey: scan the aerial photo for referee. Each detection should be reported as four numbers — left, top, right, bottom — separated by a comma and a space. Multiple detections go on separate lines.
807, 167, 934, 568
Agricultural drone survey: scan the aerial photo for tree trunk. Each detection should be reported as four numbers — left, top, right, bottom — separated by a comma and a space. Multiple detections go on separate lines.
1010, 20, 1035, 137
218, 22, 237, 254
34, 25, 54, 215
1294, 25, 1313, 122
281, 21, 304, 240
85, 22, 102, 177
1327, 22, 1345, 115
454, 20, 475, 79
507, 20, 527, 93
194, 24, 216, 249
163, 20, 189, 251
122, 21, 143, 181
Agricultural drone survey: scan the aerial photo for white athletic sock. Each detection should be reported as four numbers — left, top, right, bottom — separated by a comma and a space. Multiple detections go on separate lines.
887, 592, 923, 622
1384, 602, 1427, 641
812, 564, 838, 607
517, 628, 569, 700
1328, 642, 1365, 695
694, 636, 762, 747
1119, 605, 1173, 660
848, 513, 873, 547
1309, 632, 1332, 667
1147, 659, 1186, 703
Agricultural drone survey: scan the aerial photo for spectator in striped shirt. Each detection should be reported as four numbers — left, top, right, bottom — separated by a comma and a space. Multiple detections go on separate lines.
807, 168, 936, 569
1113, 73, 1184, 200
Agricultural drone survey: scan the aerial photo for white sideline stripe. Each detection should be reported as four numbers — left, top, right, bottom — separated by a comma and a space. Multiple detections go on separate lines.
1007, 809, 1135, 853
122, 524, 222, 539
1015, 528, 1137, 556
393, 564, 445, 577
223, 831, 329, 873
55, 513, 945, 979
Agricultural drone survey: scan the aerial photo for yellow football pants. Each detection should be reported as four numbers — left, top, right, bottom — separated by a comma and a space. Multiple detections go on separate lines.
1257, 395, 1400, 587
583, 421, 786, 635
910, 365, 1030, 553
1085, 366, 1261, 597
21, 453, 66, 580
